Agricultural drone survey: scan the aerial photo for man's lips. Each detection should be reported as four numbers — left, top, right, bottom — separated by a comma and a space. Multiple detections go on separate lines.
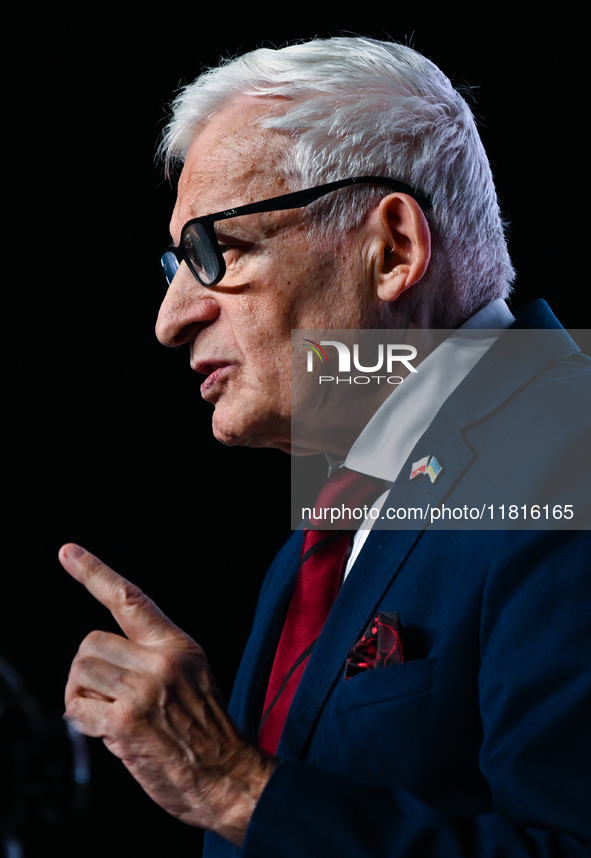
192, 361, 235, 397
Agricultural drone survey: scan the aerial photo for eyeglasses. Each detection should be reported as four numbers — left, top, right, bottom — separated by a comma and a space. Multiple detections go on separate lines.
160, 175, 432, 289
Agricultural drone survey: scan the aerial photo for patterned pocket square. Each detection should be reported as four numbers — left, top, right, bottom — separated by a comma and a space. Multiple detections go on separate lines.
345, 611, 404, 680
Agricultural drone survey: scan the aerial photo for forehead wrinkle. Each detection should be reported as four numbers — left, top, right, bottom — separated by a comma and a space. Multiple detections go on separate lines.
180, 127, 290, 221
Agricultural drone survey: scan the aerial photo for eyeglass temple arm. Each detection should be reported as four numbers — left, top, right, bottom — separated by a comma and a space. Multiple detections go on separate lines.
207, 176, 431, 222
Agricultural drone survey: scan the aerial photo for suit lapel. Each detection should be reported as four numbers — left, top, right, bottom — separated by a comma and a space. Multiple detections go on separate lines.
382, 411, 475, 517
277, 528, 423, 758
382, 310, 581, 519
228, 531, 304, 741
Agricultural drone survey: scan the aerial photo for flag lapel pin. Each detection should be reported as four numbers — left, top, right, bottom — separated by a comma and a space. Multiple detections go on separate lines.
426, 456, 443, 483
410, 455, 443, 484
409, 456, 429, 480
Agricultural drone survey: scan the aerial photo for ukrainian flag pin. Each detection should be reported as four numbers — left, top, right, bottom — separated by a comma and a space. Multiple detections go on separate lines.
426, 456, 443, 484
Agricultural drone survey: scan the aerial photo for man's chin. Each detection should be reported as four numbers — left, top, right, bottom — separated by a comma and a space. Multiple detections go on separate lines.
211, 409, 289, 451
211, 417, 247, 447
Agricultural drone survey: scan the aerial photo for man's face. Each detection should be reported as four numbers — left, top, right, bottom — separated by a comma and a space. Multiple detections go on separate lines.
156, 98, 388, 454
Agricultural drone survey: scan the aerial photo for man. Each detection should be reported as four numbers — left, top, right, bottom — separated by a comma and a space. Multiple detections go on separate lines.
61, 38, 591, 856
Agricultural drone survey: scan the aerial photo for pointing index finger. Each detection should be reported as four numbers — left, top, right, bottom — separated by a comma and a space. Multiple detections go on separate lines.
59, 543, 187, 646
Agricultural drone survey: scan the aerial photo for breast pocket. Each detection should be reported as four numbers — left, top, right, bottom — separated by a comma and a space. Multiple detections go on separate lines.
330, 657, 436, 718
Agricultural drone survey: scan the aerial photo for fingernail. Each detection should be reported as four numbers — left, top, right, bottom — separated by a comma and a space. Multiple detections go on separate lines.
65, 544, 85, 559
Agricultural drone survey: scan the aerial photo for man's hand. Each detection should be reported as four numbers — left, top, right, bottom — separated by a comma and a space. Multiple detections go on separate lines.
60, 543, 275, 846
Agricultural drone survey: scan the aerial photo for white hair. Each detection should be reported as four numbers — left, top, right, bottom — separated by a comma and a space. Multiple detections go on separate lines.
159, 37, 515, 319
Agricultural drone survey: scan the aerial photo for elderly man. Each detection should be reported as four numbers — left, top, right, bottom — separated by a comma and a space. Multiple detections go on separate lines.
61, 38, 591, 857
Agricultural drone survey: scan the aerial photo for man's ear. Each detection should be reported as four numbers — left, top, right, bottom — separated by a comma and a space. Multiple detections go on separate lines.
370, 194, 431, 302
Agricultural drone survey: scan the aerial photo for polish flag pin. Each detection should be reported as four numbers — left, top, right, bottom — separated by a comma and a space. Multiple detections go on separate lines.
409, 456, 429, 479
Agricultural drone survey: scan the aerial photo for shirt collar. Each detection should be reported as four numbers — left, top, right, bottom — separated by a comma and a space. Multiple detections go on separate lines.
341, 299, 515, 483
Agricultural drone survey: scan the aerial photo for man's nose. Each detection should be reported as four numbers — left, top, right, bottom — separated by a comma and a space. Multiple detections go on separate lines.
155, 266, 219, 347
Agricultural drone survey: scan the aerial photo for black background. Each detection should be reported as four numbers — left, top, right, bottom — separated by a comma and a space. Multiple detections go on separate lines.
4, 3, 588, 855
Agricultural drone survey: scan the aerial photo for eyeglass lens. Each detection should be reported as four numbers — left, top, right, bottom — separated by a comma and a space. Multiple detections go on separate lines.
160, 250, 179, 286
161, 223, 221, 288
182, 223, 219, 286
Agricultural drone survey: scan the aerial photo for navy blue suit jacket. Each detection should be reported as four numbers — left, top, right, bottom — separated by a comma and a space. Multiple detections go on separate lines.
205, 301, 591, 857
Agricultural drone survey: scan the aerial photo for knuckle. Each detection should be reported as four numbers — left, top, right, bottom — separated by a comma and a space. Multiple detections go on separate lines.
150, 649, 176, 680
150, 648, 200, 688
65, 698, 92, 734
118, 579, 141, 602
65, 697, 83, 720
74, 655, 95, 676
79, 629, 110, 655
67, 657, 84, 685
113, 698, 140, 732
116, 580, 150, 613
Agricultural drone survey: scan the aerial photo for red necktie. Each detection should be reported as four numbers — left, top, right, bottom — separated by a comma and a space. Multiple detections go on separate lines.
258, 468, 384, 755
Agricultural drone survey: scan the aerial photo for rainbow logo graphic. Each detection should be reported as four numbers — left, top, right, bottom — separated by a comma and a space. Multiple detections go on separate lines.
303, 339, 329, 369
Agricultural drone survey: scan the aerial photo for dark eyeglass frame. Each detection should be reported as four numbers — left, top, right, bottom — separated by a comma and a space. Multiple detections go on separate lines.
160, 175, 432, 289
